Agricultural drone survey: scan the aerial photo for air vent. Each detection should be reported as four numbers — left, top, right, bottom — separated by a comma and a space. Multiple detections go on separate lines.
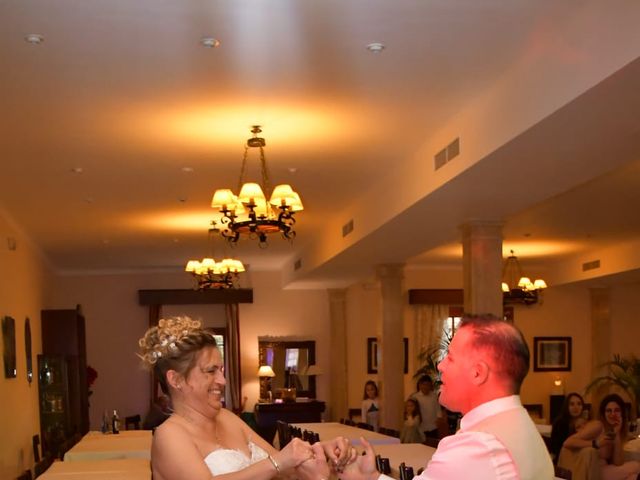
434, 137, 461, 170
582, 260, 600, 272
342, 219, 354, 237
434, 149, 447, 169
294, 258, 302, 271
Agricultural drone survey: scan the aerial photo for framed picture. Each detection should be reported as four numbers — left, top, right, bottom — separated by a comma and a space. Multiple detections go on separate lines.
367, 337, 408, 374
2, 316, 17, 378
533, 336, 572, 372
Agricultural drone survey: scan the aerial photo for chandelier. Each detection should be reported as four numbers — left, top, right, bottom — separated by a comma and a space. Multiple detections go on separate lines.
211, 126, 303, 247
501, 250, 547, 305
185, 257, 245, 290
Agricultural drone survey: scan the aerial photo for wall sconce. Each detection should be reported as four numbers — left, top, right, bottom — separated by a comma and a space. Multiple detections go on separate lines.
258, 365, 275, 403
552, 376, 565, 395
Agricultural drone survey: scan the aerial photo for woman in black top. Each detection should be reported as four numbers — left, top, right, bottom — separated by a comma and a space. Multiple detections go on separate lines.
550, 392, 585, 462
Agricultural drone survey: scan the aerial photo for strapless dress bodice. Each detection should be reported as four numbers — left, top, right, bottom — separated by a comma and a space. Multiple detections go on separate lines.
204, 441, 269, 475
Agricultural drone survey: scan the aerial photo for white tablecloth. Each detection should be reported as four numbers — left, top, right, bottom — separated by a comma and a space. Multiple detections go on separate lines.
63, 431, 152, 462
535, 423, 552, 437
291, 422, 401, 445
39, 458, 151, 480
624, 437, 640, 462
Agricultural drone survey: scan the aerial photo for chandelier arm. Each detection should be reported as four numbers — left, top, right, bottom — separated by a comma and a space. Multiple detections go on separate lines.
238, 145, 250, 191
259, 145, 272, 197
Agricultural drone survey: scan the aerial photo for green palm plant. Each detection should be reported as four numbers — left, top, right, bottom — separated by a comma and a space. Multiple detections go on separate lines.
413, 328, 453, 389
586, 354, 640, 417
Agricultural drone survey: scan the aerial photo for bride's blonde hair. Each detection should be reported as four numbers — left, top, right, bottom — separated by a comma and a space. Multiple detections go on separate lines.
138, 316, 218, 394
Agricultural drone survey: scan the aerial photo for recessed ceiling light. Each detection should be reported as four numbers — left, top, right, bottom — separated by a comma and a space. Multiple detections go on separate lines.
25, 34, 44, 45
178, 196, 187, 203
71, 167, 84, 174
200, 37, 221, 49
84, 197, 94, 204
288, 167, 298, 174
366, 42, 385, 53
181, 166, 194, 173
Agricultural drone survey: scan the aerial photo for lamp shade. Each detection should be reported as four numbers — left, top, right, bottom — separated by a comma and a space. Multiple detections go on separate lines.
303, 364, 322, 376
238, 182, 266, 204
258, 365, 275, 377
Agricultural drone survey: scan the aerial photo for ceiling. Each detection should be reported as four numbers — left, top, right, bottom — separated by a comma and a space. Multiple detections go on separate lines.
1, 1, 640, 288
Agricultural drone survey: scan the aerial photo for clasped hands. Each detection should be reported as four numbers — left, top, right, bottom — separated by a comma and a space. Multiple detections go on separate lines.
284, 436, 379, 480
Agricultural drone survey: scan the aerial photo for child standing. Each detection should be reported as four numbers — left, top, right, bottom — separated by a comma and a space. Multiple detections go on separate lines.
400, 398, 426, 444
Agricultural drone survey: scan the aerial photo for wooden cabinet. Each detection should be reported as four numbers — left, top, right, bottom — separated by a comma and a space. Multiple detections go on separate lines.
39, 306, 89, 458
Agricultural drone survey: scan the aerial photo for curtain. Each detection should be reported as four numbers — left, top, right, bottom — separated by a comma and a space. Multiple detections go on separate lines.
413, 304, 449, 361
225, 303, 242, 412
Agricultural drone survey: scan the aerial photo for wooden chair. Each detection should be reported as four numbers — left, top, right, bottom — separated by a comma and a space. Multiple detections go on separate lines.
523, 403, 543, 420
344, 419, 356, 426
554, 465, 572, 479
32, 434, 41, 463
34, 457, 53, 478
125, 414, 141, 430
356, 422, 374, 431
276, 420, 292, 448
348, 408, 361, 422
16, 470, 32, 480
424, 437, 440, 448
384, 428, 399, 438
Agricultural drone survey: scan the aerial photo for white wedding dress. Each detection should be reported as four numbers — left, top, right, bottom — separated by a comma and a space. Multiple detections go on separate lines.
204, 441, 269, 475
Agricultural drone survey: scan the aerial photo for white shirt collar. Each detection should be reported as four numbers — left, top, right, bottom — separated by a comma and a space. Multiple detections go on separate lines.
460, 395, 522, 431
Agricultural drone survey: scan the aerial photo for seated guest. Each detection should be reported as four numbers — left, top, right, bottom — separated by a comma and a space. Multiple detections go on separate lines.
550, 392, 586, 463
559, 393, 640, 480
143, 394, 172, 430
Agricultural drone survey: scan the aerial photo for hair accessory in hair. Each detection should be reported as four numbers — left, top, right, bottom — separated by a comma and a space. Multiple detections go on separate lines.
138, 316, 203, 367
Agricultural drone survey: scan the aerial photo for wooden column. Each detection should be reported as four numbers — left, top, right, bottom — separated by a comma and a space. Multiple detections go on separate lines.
461, 222, 503, 317
328, 289, 348, 422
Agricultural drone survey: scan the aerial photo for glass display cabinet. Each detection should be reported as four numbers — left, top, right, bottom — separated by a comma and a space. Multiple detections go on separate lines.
38, 354, 73, 458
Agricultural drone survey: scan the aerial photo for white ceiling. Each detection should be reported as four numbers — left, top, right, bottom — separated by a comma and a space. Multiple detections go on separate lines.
1, 1, 639, 288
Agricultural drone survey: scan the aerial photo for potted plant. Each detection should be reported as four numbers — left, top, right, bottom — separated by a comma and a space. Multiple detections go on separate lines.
586, 354, 640, 418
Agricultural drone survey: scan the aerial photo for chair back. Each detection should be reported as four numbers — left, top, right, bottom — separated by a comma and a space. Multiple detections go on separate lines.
554, 466, 572, 480
125, 414, 141, 430
356, 422, 374, 431
276, 420, 292, 448
32, 434, 41, 463
16, 470, 32, 480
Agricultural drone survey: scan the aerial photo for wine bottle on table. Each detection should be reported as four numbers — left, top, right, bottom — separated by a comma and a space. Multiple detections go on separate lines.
112, 409, 120, 434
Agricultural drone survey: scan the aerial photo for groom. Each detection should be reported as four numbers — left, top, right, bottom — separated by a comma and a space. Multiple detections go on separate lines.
339, 315, 554, 480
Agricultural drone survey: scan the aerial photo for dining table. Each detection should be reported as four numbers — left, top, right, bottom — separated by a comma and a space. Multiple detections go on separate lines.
38, 458, 151, 480
63, 430, 153, 462
291, 422, 401, 446
624, 436, 640, 462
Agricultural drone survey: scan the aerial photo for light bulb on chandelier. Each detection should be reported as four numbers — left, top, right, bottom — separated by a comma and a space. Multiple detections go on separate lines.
211, 126, 303, 247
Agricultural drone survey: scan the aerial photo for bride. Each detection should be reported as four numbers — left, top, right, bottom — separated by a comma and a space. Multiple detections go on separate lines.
138, 317, 343, 480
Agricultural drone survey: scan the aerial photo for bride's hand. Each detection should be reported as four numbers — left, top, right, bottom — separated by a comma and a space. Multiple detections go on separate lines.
274, 438, 315, 471
320, 436, 357, 472
295, 443, 330, 480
